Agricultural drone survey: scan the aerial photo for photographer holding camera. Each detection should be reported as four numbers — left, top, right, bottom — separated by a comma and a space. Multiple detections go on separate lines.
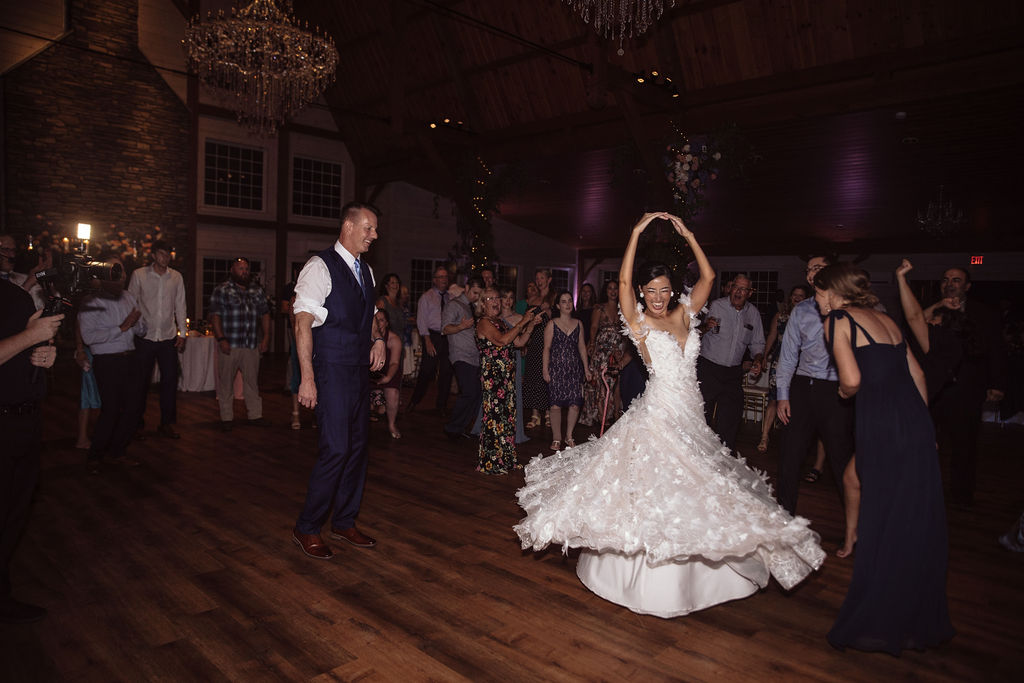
0, 277, 62, 623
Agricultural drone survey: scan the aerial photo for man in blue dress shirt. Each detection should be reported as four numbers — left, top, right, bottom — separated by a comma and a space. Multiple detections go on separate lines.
775, 254, 853, 515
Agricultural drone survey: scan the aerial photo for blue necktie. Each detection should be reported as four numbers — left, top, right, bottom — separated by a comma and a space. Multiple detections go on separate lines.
353, 258, 364, 288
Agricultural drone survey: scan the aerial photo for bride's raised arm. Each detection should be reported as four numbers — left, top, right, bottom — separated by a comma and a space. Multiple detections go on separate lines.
619, 212, 667, 332
665, 215, 715, 315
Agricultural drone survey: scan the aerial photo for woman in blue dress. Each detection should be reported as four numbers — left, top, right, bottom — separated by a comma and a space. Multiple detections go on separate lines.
542, 290, 591, 450
816, 262, 954, 654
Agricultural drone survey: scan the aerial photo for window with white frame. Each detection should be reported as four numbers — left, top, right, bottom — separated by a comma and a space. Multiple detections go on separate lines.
410, 258, 448, 310
292, 156, 343, 219
721, 269, 779, 325
548, 267, 572, 296
493, 264, 519, 296
204, 140, 264, 210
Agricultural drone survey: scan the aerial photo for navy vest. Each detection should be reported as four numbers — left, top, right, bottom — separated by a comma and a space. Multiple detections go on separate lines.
311, 247, 375, 366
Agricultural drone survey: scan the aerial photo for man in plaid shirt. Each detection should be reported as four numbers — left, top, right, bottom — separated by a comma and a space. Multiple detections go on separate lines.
210, 257, 271, 431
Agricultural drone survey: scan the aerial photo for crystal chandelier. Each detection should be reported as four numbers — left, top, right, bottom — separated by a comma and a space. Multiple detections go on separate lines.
563, 0, 676, 47
184, 0, 338, 136
917, 185, 965, 237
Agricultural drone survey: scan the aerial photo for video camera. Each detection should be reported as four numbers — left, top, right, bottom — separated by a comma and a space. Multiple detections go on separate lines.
35, 252, 124, 318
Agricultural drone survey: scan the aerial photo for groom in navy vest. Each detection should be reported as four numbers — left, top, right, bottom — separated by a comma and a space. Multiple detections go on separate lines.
292, 202, 387, 559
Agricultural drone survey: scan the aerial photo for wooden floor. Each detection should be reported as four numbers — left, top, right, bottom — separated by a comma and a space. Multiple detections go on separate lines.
4, 353, 1023, 682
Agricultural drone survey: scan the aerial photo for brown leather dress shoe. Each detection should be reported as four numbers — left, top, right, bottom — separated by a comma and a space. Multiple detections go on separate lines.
292, 530, 333, 559
329, 527, 377, 548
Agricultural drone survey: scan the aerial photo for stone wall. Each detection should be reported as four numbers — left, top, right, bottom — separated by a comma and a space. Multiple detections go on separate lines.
3, 0, 189, 259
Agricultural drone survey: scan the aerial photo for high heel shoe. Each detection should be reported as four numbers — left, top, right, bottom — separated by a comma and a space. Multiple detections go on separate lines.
389, 429, 401, 439
291, 411, 300, 430
565, 438, 576, 448
757, 437, 768, 452
544, 412, 551, 428
549, 440, 561, 451
525, 415, 541, 429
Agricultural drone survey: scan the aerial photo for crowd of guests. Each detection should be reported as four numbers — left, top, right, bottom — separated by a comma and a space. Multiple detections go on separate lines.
3, 218, 1023, 638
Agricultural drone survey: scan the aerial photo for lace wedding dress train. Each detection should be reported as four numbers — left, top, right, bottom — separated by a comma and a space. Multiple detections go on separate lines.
515, 301, 825, 618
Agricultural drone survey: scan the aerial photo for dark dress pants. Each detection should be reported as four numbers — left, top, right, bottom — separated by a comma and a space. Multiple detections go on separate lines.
777, 375, 854, 515
931, 382, 985, 504
696, 356, 744, 452
0, 411, 40, 600
619, 358, 648, 410
410, 331, 452, 409
89, 352, 142, 462
297, 364, 370, 533
136, 338, 178, 426
445, 361, 481, 434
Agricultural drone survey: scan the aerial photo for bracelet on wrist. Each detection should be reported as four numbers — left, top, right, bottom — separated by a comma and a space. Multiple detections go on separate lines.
372, 337, 385, 343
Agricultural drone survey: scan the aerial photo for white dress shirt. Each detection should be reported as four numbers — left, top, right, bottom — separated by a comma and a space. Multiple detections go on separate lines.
293, 241, 376, 328
699, 297, 766, 367
78, 291, 147, 354
128, 265, 187, 341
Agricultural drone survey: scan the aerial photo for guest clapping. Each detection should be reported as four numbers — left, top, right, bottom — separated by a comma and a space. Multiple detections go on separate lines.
476, 289, 536, 474
580, 280, 624, 427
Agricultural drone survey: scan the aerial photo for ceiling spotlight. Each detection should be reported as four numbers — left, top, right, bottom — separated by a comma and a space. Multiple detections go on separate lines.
429, 122, 437, 129
443, 117, 450, 124
651, 70, 659, 77
637, 76, 645, 83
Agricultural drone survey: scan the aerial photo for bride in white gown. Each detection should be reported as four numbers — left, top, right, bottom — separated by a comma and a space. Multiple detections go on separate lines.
515, 212, 825, 618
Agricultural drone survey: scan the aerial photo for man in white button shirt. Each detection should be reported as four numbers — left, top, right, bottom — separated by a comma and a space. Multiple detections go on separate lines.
128, 241, 187, 439
291, 202, 387, 560
697, 273, 765, 453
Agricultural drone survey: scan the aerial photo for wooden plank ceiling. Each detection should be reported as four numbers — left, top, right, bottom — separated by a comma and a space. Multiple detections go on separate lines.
293, 0, 1024, 254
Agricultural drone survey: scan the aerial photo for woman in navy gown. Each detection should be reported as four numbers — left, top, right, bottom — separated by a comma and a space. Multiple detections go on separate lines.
815, 263, 954, 655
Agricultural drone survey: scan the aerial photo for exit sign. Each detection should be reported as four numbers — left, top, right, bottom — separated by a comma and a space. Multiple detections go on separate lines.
970, 255, 983, 265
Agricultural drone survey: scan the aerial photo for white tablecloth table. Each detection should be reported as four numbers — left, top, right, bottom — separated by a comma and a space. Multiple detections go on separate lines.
152, 335, 242, 397
179, 335, 217, 392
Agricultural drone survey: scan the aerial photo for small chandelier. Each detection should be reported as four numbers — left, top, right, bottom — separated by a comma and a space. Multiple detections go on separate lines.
184, 0, 338, 136
917, 185, 965, 237
563, 0, 676, 48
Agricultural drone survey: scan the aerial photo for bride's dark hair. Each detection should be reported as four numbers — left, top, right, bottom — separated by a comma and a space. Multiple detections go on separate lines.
635, 262, 679, 311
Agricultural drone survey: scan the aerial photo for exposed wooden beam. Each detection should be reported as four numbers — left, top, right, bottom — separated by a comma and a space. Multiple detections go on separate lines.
430, 11, 484, 131
385, 0, 409, 136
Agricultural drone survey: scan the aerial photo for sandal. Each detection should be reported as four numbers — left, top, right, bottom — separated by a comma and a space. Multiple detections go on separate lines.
390, 429, 401, 439
550, 440, 561, 451
526, 415, 541, 429
544, 412, 551, 428
804, 468, 822, 483
757, 437, 768, 452
565, 438, 576, 448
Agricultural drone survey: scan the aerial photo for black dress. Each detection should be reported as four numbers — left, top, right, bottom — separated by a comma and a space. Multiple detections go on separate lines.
825, 310, 954, 655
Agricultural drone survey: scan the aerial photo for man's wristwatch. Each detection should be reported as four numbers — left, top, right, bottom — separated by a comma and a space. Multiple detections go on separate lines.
371, 337, 385, 343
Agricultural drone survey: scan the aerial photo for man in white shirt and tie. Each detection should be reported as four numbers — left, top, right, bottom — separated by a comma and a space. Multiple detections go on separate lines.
409, 265, 453, 413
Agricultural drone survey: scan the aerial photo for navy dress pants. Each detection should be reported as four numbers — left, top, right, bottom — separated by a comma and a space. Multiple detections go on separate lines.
296, 364, 370, 534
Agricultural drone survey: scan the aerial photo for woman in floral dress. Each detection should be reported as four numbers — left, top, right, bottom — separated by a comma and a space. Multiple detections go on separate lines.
476, 288, 537, 474
580, 280, 624, 427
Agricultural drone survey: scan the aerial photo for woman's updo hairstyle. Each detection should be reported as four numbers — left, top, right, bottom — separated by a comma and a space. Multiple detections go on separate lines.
635, 262, 678, 311
812, 262, 879, 308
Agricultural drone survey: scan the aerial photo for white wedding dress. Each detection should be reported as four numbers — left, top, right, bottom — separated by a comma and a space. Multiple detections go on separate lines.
514, 300, 825, 618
